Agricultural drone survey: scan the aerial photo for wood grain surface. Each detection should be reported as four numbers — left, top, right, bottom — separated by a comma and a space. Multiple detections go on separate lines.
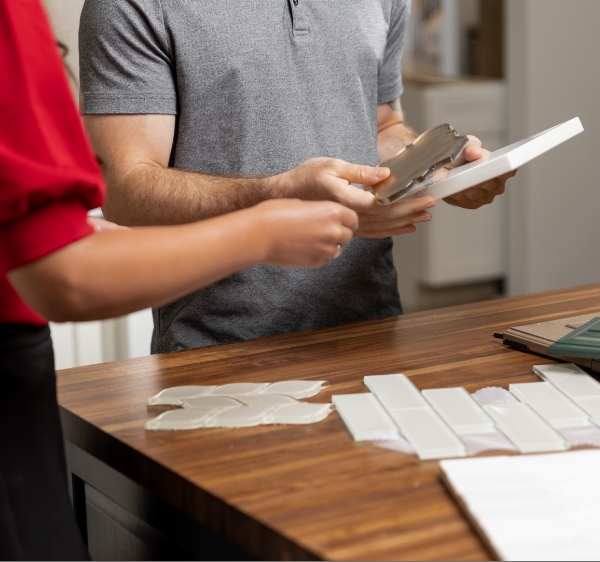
56, 283, 600, 560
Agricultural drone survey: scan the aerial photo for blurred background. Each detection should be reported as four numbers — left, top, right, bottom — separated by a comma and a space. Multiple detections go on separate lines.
43, 0, 600, 368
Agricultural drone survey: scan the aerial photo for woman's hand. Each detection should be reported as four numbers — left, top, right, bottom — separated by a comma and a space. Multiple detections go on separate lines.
250, 199, 359, 268
87, 216, 129, 232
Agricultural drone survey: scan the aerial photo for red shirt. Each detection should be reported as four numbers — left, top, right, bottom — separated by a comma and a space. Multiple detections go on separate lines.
0, 0, 105, 324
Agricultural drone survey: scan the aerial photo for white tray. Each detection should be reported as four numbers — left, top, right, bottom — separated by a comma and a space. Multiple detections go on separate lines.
394, 117, 584, 201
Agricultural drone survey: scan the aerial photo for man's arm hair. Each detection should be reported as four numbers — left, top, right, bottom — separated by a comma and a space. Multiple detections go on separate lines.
85, 114, 274, 226
376, 97, 418, 163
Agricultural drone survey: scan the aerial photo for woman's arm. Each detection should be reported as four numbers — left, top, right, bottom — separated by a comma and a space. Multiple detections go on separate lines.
8, 199, 357, 322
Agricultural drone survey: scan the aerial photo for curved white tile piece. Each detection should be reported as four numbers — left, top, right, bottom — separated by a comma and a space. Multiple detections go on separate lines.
147, 385, 218, 406
209, 383, 270, 396
145, 408, 217, 430
262, 381, 329, 399
237, 394, 298, 406
206, 405, 276, 428
270, 403, 334, 425
182, 396, 242, 410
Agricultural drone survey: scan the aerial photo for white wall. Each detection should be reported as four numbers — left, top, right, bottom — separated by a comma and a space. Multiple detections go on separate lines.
506, 0, 600, 295
43, 0, 85, 84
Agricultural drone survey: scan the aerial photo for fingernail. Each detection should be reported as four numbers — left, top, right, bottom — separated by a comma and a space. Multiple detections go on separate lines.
425, 198, 436, 208
375, 167, 388, 179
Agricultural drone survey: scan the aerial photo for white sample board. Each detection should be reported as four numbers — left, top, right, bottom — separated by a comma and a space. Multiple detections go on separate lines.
397, 117, 584, 201
441, 450, 600, 561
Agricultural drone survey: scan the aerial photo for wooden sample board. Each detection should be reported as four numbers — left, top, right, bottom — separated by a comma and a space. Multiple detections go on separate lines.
57, 283, 600, 560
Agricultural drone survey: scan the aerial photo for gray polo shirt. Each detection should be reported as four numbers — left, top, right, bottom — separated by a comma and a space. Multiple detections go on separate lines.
80, 0, 410, 353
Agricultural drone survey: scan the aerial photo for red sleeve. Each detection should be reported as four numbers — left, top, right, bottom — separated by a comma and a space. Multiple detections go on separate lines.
0, 0, 105, 275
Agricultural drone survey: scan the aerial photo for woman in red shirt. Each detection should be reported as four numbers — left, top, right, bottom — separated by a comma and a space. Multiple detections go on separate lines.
0, 1, 401, 558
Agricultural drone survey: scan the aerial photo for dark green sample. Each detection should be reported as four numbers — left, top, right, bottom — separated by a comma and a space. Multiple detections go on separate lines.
548, 317, 600, 359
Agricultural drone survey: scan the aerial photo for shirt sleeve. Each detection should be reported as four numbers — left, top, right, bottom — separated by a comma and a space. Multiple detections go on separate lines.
79, 0, 177, 115
0, 0, 105, 275
378, 0, 412, 105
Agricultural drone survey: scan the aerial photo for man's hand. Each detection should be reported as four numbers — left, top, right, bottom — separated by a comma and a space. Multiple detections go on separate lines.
443, 136, 517, 209
269, 158, 436, 239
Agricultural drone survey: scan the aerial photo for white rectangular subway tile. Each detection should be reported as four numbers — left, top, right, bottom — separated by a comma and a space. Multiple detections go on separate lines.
509, 382, 591, 428
422, 387, 496, 435
332, 393, 401, 441
389, 408, 467, 460
483, 403, 569, 454
364, 374, 429, 411
534, 363, 600, 399
572, 396, 600, 426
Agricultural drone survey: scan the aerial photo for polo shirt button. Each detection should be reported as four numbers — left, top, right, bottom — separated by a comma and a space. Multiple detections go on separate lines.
293, 0, 298, 5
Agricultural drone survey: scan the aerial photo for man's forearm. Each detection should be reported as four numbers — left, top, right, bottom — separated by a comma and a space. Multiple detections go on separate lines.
103, 163, 274, 226
376, 121, 418, 163
376, 98, 418, 163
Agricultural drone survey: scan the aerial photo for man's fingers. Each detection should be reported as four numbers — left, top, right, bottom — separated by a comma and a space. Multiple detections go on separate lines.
357, 224, 417, 239
332, 160, 390, 186
358, 195, 436, 219
357, 210, 432, 232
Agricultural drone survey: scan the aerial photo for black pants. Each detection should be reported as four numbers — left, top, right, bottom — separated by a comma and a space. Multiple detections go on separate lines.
0, 324, 89, 561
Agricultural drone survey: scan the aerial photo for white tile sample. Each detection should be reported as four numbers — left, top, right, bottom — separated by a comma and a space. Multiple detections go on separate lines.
262, 381, 328, 399
534, 363, 600, 399
364, 374, 429, 411
147, 385, 218, 406
423, 387, 496, 434
181, 396, 242, 410
483, 403, 569, 453
209, 383, 270, 396
270, 403, 334, 425
389, 408, 467, 460
207, 405, 276, 428
237, 394, 299, 406
145, 408, 217, 430
441, 450, 600, 562
332, 393, 401, 441
509, 382, 591, 428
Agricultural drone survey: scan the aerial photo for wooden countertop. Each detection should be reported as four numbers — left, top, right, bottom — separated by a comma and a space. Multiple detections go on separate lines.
57, 283, 600, 560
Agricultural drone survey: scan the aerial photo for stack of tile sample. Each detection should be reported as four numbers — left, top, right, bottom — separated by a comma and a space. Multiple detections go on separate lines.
334, 364, 600, 460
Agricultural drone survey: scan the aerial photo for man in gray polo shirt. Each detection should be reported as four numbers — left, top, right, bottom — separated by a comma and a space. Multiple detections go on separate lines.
80, 0, 511, 353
